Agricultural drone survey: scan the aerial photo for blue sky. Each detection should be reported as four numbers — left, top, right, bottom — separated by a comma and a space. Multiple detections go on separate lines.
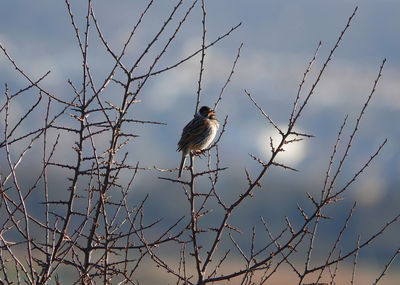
1, 0, 400, 275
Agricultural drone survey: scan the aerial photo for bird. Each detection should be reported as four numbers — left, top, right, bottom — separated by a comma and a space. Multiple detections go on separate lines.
177, 105, 219, 179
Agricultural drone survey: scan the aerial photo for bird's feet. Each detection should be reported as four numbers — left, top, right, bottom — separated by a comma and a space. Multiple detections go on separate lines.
192, 150, 207, 157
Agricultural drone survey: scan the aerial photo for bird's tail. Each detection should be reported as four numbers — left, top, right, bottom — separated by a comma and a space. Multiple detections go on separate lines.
178, 154, 186, 179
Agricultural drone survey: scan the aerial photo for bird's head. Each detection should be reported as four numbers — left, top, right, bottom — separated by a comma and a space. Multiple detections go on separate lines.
198, 105, 216, 119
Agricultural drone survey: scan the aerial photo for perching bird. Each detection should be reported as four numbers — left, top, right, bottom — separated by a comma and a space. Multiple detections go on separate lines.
177, 106, 219, 179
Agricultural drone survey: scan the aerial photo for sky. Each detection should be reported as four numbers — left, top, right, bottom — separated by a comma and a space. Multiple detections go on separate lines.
1, 0, 400, 280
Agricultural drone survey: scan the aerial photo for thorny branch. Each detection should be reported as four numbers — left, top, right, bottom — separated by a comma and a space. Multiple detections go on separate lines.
0, 2, 398, 285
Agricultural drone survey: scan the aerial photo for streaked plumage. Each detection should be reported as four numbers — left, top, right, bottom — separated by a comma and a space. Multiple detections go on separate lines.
177, 106, 219, 179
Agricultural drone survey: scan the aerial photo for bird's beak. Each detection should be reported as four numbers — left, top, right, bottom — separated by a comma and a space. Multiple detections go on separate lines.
209, 109, 215, 116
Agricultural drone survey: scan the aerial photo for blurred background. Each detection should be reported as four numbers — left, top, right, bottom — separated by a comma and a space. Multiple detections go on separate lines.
1, 0, 399, 283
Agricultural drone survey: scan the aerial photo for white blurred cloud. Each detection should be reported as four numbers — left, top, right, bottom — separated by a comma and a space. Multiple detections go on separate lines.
231, 49, 400, 111
353, 170, 387, 206
257, 125, 308, 167
313, 61, 400, 109
147, 38, 200, 111
147, 36, 243, 111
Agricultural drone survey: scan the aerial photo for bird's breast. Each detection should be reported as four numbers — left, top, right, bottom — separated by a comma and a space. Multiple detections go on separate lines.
198, 119, 219, 150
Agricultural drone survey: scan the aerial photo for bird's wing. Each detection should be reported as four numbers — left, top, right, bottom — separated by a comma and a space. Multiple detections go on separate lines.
177, 117, 207, 151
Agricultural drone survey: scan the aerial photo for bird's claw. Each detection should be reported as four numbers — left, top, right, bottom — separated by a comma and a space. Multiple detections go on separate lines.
192, 150, 206, 157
